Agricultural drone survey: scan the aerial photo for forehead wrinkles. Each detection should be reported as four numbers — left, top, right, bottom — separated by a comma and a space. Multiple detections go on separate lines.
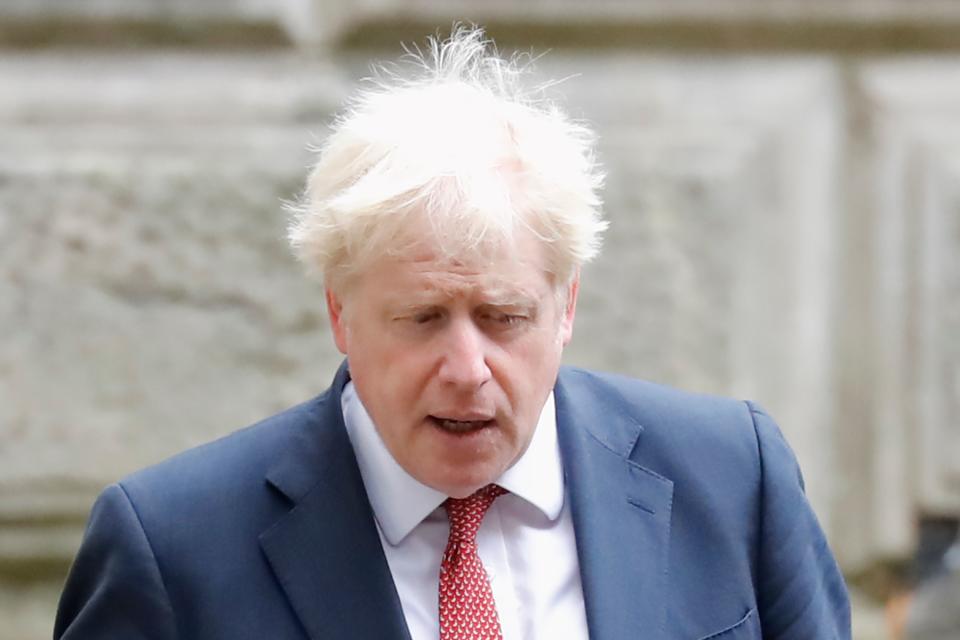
413, 262, 540, 305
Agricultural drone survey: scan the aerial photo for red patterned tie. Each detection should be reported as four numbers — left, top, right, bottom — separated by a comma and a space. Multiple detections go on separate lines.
439, 484, 507, 640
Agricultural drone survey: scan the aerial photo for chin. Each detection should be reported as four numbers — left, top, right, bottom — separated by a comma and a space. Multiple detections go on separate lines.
428, 468, 501, 498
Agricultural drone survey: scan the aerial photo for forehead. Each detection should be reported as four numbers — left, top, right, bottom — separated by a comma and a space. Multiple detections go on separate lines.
362, 234, 553, 304
406, 256, 539, 301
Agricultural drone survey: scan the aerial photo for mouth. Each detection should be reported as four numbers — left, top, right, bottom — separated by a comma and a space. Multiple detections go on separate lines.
428, 415, 495, 434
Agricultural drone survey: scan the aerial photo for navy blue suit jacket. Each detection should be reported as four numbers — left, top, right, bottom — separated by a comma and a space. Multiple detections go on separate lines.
55, 365, 850, 639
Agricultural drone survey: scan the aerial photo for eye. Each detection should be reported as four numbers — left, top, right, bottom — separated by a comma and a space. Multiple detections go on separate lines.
411, 309, 442, 325
481, 308, 528, 326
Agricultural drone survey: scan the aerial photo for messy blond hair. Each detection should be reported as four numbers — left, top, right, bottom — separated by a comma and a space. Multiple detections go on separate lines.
288, 25, 606, 292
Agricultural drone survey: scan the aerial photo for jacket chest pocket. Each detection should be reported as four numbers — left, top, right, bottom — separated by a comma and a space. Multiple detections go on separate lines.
695, 608, 759, 640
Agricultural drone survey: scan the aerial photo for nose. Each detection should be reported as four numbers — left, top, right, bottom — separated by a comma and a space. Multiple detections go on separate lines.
437, 317, 492, 389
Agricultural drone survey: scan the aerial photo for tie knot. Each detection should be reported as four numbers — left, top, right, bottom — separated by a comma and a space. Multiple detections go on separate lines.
444, 484, 506, 544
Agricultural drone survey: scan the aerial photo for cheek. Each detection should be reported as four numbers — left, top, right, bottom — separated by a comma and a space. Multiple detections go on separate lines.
378, 348, 434, 407
500, 333, 563, 394
531, 324, 567, 360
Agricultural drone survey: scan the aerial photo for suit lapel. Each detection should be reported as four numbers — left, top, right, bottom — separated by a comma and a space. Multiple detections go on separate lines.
259, 365, 411, 640
257, 364, 674, 640
556, 369, 674, 640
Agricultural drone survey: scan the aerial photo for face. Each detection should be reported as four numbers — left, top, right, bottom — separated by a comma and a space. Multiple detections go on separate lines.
327, 230, 578, 498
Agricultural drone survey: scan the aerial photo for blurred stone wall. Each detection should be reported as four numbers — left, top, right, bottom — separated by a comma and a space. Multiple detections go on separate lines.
3, 1, 960, 638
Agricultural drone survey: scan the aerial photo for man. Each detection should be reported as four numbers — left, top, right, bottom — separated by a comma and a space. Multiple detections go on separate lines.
55, 27, 850, 639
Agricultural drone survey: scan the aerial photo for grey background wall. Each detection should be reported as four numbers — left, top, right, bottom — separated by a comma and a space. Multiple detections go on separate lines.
3, 2, 960, 638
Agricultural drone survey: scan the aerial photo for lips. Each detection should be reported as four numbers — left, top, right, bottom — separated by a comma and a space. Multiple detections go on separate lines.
428, 415, 495, 433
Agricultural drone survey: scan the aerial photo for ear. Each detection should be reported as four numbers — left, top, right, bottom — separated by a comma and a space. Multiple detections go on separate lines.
559, 272, 579, 347
325, 287, 349, 354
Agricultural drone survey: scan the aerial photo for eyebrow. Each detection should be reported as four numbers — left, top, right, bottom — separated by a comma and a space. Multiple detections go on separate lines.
479, 291, 539, 308
386, 284, 540, 312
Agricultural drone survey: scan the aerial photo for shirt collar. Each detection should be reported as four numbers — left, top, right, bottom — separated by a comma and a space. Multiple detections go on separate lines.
341, 382, 565, 546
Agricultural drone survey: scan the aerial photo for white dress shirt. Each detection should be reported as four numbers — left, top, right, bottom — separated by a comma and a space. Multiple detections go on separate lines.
342, 382, 589, 640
